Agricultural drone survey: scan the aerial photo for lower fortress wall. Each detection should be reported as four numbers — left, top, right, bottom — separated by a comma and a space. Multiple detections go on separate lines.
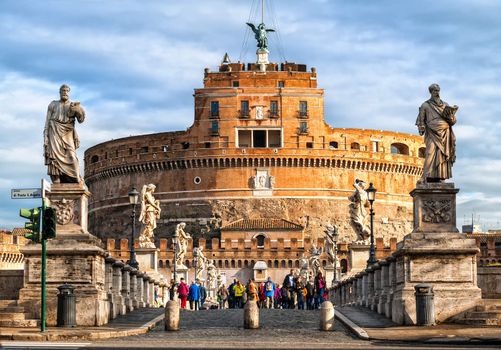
90, 197, 413, 244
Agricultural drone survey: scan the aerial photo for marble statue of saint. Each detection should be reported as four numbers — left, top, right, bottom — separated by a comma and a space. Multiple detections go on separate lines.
138, 184, 161, 248
44, 84, 86, 184
324, 224, 338, 267
416, 83, 457, 183
308, 243, 322, 278
299, 253, 310, 281
348, 179, 370, 241
255, 106, 264, 120
194, 246, 207, 280
269, 175, 275, 189
175, 222, 191, 267
246, 22, 275, 50
206, 260, 217, 290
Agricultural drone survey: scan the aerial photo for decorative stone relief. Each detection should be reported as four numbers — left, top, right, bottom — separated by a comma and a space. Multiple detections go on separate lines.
422, 199, 452, 223
255, 106, 264, 120
52, 198, 75, 225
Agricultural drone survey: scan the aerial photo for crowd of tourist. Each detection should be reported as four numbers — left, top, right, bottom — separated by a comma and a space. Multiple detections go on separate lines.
170, 269, 328, 311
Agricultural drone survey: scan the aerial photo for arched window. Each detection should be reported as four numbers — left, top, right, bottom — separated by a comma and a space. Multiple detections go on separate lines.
418, 147, 426, 158
91, 155, 99, 163
350, 142, 360, 150
391, 143, 409, 155
329, 141, 339, 149
256, 234, 266, 248
341, 259, 348, 273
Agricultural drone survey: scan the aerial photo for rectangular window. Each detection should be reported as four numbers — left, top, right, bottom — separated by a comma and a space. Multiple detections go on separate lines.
253, 130, 266, 148
211, 101, 219, 118
306, 142, 313, 149
299, 121, 308, 134
232, 81, 239, 87
205, 142, 211, 149
278, 81, 285, 88
268, 130, 281, 147
141, 146, 149, 153
270, 100, 278, 117
299, 101, 308, 117
241, 100, 249, 117
372, 141, 379, 152
237, 130, 251, 147
210, 121, 219, 135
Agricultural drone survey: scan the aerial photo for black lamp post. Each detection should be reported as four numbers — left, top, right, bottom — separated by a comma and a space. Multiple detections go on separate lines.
172, 229, 179, 283
128, 187, 139, 269
366, 182, 377, 267
193, 248, 199, 282
333, 228, 339, 284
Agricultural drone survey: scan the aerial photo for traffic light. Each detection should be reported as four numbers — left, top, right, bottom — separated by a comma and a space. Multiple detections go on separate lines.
42, 207, 57, 240
20, 207, 41, 243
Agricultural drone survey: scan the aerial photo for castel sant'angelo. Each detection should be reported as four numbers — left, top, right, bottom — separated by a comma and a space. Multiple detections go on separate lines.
84, 14, 424, 277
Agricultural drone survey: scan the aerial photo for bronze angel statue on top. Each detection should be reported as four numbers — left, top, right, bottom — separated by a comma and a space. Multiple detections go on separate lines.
246, 22, 275, 50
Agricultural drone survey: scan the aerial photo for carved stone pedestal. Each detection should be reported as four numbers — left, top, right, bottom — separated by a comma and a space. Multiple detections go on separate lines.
391, 183, 481, 325
175, 265, 189, 283
136, 247, 165, 284
349, 242, 370, 274
18, 183, 109, 326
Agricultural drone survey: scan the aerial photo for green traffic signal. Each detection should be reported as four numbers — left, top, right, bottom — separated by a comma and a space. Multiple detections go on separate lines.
19, 207, 41, 243
42, 207, 57, 240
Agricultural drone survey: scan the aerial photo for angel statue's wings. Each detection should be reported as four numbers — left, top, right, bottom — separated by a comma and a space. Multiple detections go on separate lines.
246, 22, 258, 34
138, 185, 147, 222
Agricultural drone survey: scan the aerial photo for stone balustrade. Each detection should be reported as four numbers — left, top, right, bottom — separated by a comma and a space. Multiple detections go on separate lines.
103, 255, 165, 322
331, 257, 399, 323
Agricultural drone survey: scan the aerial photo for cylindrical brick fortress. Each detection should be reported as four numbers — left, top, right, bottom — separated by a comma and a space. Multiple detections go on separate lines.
84, 61, 423, 244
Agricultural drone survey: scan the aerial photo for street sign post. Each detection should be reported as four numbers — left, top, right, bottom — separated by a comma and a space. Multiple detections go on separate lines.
11, 188, 42, 199
13, 179, 53, 332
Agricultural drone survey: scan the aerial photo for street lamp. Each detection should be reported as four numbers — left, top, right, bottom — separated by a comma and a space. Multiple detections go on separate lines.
332, 228, 339, 284
193, 248, 199, 282
128, 187, 139, 270
172, 229, 179, 283
366, 182, 377, 267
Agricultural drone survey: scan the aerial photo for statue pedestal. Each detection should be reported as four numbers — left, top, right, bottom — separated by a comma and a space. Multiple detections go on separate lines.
323, 266, 334, 287
136, 247, 165, 283
174, 265, 189, 283
350, 242, 370, 274
391, 183, 481, 325
256, 48, 269, 72
19, 183, 109, 326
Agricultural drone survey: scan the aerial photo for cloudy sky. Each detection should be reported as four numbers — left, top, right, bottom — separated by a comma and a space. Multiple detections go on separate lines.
1, 0, 501, 230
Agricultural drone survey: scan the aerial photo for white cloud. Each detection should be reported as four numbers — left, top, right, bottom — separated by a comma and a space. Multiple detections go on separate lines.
1, 0, 501, 231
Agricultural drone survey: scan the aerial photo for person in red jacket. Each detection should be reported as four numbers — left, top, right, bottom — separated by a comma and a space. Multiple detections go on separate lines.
177, 277, 189, 309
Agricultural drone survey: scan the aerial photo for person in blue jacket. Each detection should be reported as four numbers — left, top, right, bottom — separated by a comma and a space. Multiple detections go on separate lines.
188, 280, 200, 310
264, 276, 276, 309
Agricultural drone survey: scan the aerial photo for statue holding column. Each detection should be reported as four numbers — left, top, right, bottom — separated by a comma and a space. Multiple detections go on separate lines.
324, 224, 338, 267
138, 184, 161, 248
416, 83, 458, 183
348, 179, 370, 242
175, 222, 191, 267
44, 84, 86, 184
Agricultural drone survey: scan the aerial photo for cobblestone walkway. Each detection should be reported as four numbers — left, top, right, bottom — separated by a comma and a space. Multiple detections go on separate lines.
97, 308, 361, 349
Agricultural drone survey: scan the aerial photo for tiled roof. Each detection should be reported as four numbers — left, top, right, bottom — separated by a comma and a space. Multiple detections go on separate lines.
221, 219, 304, 231
467, 233, 501, 243
11, 228, 30, 236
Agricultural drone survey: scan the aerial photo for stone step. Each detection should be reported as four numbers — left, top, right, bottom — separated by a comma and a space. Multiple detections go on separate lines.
0, 318, 39, 328
466, 311, 501, 319
0, 300, 18, 307
0, 306, 25, 313
461, 317, 501, 326
0, 312, 26, 321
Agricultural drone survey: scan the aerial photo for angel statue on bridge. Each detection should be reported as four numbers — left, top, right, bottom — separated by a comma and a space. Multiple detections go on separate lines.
138, 184, 161, 248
